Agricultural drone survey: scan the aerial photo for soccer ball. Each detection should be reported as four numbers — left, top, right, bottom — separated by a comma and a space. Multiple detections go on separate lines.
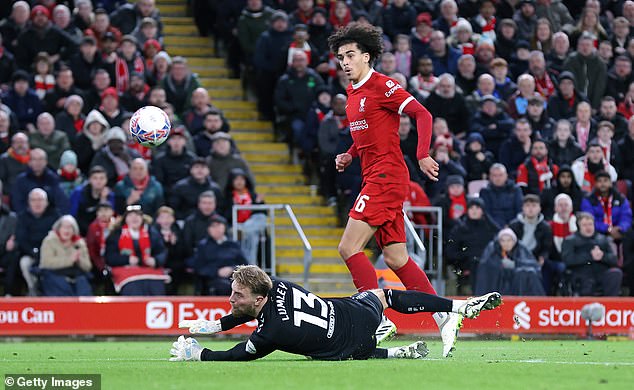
129, 106, 171, 147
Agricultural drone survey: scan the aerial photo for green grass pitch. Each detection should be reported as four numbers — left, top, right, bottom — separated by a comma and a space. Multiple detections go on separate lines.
1, 339, 633, 389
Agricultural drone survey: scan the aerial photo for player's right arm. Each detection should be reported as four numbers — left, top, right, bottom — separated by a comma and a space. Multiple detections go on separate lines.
179, 314, 254, 334
200, 340, 274, 361
335, 142, 358, 172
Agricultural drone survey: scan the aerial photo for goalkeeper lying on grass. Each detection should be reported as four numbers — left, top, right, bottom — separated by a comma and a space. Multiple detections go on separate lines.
171, 265, 502, 361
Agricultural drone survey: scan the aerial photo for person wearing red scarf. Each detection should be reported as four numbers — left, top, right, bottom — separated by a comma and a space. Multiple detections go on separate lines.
105, 204, 168, 295
329, 1, 351, 30
113, 158, 164, 216
434, 175, 467, 233
516, 139, 559, 195
580, 171, 632, 240
86, 203, 115, 275
571, 143, 618, 193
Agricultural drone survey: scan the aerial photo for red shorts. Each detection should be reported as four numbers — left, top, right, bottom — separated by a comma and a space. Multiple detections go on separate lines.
348, 182, 408, 248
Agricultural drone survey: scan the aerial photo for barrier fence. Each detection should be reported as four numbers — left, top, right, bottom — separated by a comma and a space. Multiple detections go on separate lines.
1, 296, 633, 337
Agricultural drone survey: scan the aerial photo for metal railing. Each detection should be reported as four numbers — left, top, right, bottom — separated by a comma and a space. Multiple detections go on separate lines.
403, 206, 444, 295
231, 204, 313, 288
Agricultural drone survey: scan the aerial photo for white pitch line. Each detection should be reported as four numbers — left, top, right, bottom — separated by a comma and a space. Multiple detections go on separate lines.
425, 358, 634, 366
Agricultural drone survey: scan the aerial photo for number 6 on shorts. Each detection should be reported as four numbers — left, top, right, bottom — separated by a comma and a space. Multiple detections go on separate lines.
354, 194, 370, 213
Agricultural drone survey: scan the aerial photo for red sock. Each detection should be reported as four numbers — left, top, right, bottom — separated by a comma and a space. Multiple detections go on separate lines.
345, 252, 379, 292
393, 257, 437, 295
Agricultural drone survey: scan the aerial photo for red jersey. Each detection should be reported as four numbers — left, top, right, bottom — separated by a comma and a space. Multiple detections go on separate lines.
346, 70, 418, 185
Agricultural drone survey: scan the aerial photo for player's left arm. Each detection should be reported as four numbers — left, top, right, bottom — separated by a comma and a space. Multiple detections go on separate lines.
380, 81, 438, 180
179, 313, 254, 334
199, 341, 274, 361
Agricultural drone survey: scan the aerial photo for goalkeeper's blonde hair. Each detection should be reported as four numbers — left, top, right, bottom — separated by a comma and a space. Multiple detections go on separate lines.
232, 265, 272, 297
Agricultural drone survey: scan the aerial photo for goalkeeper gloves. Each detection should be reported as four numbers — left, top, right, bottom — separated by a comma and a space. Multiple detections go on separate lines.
179, 319, 223, 334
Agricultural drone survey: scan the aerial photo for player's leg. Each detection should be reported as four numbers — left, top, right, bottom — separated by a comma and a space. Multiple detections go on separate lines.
382, 242, 437, 294
338, 217, 379, 291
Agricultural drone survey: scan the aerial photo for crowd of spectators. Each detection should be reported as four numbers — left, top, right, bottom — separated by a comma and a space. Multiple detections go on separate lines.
0, 0, 263, 297
203, 0, 634, 297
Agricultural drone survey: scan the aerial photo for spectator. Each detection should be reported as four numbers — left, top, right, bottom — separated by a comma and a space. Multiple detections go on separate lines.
475, 227, 545, 295
465, 74, 500, 113
393, 35, 413, 78
499, 118, 532, 176
132, 17, 162, 49
530, 17, 553, 53
72, 0, 93, 31
114, 35, 145, 94
2, 70, 43, 131
52, 4, 83, 45
495, 18, 518, 62
618, 81, 634, 120
193, 214, 248, 295
455, 54, 478, 96
571, 143, 618, 193
153, 205, 185, 295
84, 8, 122, 51
507, 74, 540, 119
426, 30, 461, 76
546, 31, 569, 76
446, 197, 500, 294
571, 101, 597, 151
55, 95, 86, 145
610, 17, 630, 57
0, 132, 30, 197
462, 132, 495, 181
509, 194, 553, 271
433, 0, 459, 37
224, 168, 266, 265
617, 117, 634, 183
70, 165, 115, 235
253, 11, 293, 121
0, 1, 30, 55
433, 175, 467, 232
596, 96, 628, 141
16, 188, 60, 296
169, 158, 223, 221
182, 88, 224, 136
83, 69, 112, 114
32, 52, 55, 100
119, 72, 149, 112
301, 86, 332, 180
11, 148, 69, 214
14, 5, 77, 70
85, 202, 114, 288
606, 55, 633, 104
0, 195, 18, 296
318, 94, 348, 205
547, 71, 588, 121
528, 50, 556, 99
524, 95, 555, 139
561, 212, 622, 296
182, 191, 221, 259
74, 110, 110, 174
152, 126, 196, 200
39, 215, 92, 296
427, 140, 466, 199
469, 95, 514, 159
0, 111, 11, 154
114, 158, 163, 216
237, 0, 274, 73
513, 0, 537, 41
110, 0, 163, 36
425, 73, 470, 135
29, 113, 71, 171
548, 119, 584, 167
580, 171, 632, 239
274, 50, 324, 150
57, 150, 83, 198
193, 110, 233, 158
480, 163, 524, 227
516, 139, 559, 195
99, 87, 128, 128
490, 58, 517, 102
540, 165, 584, 219
534, 0, 573, 33
90, 126, 140, 188
564, 32, 607, 109
409, 56, 438, 101
569, 7, 608, 49
290, 0, 315, 25
350, 0, 383, 27
592, 121, 621, 169
546, 193, 575, 293
207, 132, 253, 191
160, 56, 199, 116
105, 204, 168, 295
146, 50, 170, 87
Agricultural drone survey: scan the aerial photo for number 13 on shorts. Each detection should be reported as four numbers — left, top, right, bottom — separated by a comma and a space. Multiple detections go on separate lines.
354, 194, 370, 213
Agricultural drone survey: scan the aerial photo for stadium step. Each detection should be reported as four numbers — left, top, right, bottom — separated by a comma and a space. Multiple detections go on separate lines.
159, 3, 347, 292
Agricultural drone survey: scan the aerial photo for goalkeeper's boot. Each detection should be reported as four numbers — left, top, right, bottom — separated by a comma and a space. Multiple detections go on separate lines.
169, 336, 203, 361
375, 314, 397, 345
392, 341, 429, 359
434, 312, 463, 358
459, 292, 503, 319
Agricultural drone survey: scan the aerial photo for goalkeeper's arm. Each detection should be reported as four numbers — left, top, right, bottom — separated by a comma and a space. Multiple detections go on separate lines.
179, 314, 254, 334
200, 341, 273, 361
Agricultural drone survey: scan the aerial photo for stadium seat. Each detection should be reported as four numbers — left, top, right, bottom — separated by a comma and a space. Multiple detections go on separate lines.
468, 180, 489, 197
616, 179, 631, 200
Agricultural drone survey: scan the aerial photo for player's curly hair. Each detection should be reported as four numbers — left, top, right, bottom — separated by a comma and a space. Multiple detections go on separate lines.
232, 265, 273, 297
328, 22, 384, 65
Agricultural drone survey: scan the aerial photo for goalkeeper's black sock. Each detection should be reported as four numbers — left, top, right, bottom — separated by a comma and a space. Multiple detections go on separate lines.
384, 289, 452, 313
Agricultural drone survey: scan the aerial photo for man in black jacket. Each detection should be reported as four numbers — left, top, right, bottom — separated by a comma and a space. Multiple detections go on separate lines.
152, 126, 196, 201
446, 197, 500, 294
562, 212, 623, 296
509, 194, 553, 267
169, 158, 223, 221
182, 191, 221, 261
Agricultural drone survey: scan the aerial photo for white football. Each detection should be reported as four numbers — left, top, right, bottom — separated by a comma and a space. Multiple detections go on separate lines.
129, 105, 171, 147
